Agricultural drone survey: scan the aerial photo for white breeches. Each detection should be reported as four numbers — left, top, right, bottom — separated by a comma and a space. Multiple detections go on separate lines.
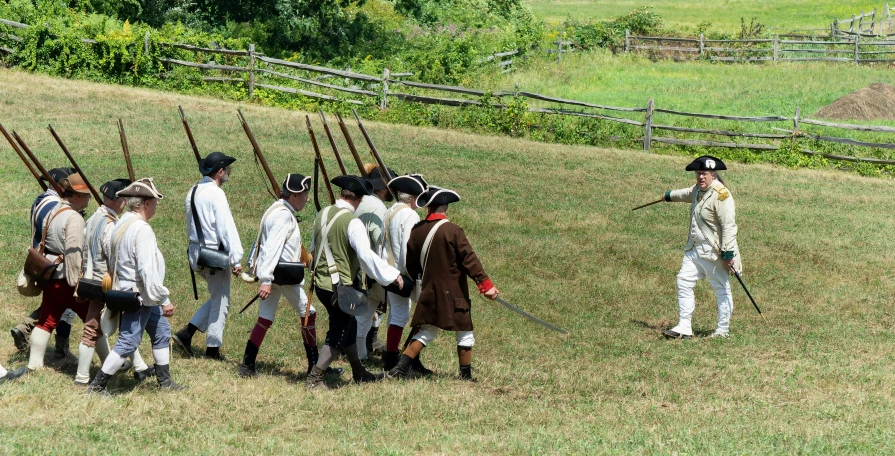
674, 248, 734, 336
190, 268, 231, 348
355, 294, 381, 359
387, 292, 411, 328
258, 284, 315, 322
413, 324, 475, 348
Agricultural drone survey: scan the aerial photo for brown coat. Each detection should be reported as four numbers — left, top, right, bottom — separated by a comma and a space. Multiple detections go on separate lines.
407, 217, 490, 331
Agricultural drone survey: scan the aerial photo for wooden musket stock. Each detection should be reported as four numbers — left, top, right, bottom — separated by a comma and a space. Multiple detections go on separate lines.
334, 112, 367, 175
352, 109, 397, 200
13, 131, 65, 195
48, 124, 103, 205
0, 123, 46, 191
118, 119, 136, 181
318, 111, 348, 175
306, 115, 336, 205
179, 106, 203, 164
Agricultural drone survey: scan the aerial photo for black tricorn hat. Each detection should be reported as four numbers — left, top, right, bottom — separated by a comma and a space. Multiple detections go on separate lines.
332, 175, 373, 196
364, 166, 398, 191
282, 173, 311, 194
685, 155, 727, 172
100, 178, 132, 200
200, 151, 237, 177
388, 174, 428, 196
41, 167, 76, 183
416, 186, 460, 208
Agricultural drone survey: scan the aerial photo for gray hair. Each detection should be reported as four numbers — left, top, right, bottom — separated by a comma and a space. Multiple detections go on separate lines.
397, 191, 415, 204
126, 196, 146, 211
280, 189, 296, 200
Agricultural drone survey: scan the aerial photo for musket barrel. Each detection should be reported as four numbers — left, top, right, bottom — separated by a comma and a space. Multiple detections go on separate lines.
306, 116, 336, 204
118, 119, 136, 181
13, 130, 65, 195
48, 124, 103, 205
179, 106, 203, 164
319, 111, 348, 175
0, 123, 46, 191
237, 110, 279, 197
352, 110, 397, 200
335, 112, 367, 175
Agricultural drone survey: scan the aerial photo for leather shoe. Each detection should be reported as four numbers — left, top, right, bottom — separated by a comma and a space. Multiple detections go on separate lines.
662, 329, 692, 340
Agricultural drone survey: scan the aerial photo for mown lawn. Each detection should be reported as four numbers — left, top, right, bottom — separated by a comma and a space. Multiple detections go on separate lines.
1, 69, 895, 454
529, 0, 864, 31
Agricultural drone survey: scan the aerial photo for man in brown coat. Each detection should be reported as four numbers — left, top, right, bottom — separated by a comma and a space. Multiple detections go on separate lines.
386, 186, 499, 381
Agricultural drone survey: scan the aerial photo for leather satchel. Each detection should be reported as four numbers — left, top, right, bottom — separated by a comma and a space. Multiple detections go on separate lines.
105, 289, 142, 313
335, 282, 368, 316
190, 185, 230, 270
22, 206, 73, 288
77, 278, 104, 302
272, 262, 305, 286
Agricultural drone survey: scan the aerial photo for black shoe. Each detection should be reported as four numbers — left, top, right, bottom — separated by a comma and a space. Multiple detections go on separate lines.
0, 367, 27, 384
662, 329, 692, 340
54, 336, 74, 360
382, 351, 399, 371
353, 369, 384, 384
238, 363, 257, 378
386, 354, 414, 380
171, 329, 194, 357
133, 366, 156, 383
155, 364, 186, 390
411, 357, 433, 377
204, 347, 228, 362
326, 367, 344, 377
87, 371, 113, 395
10, 328, 28, 352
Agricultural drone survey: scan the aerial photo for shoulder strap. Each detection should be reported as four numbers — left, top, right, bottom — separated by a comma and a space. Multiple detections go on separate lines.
189, 185, 208, 247
418, 219, 449, 283
250, 202, 297, 272
39, 206, 74, 253
383, 203, 409, 267
317, 207, 352, 286
110, 217, 141, 287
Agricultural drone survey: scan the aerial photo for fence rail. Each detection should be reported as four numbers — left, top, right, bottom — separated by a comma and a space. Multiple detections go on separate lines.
3, 17, 895, 167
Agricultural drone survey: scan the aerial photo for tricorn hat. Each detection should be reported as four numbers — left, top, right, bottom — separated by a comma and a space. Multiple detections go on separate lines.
282, 173, 311, 194
416, 186, 460, 208
365, 166, 398, 191
100, 179, 132, 200
41, 167, 75, 184
60, 173, 91, 195
388, 174, 428, 196
685, 155, 727, 172
200, 151, 237, 177
117, 177, 164, 200
331, 175, 373, 197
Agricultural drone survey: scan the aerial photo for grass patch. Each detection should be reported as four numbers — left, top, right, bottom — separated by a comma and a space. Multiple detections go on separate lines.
2, 69, 895, 453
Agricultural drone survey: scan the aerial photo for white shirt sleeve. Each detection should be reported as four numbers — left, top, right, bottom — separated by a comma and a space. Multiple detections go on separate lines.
396, 209, 420, 271
256, 209, 292, 285
134, 224, 170, 306
100, 219, 115, 271
347, 218, 399, 285
214, 192, 244, 267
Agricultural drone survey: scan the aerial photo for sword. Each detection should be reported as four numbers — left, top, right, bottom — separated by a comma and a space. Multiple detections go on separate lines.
239, 293, 261, 315
492, 296, 569, 334
632, 198, 664, 211
732, 270, 769, 326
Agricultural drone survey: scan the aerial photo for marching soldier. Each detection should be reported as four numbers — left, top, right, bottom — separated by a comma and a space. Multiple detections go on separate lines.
305, 175, 405, 388
660, 155, 741, 340
381, 174, 431, 373
74, 179, 155, 386
353, 164, 397, 361
88, 178, 184, 392
173, 152, 244, 360
11, 167, 78, 356
238, 174, 341, 378
25, 174, 92, 373
387, 186, 499, 381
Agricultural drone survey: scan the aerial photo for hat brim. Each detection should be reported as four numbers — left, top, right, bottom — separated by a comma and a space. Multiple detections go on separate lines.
388, 174, 427, 196
284, 175, 311, 193
366, 167, 398, 191
331, 175, 373, 196
416, 187, 460, 208
200, 156, 237, 176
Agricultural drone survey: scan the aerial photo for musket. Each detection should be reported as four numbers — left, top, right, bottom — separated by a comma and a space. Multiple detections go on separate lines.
118, 119, 136, 181
632, 198, 664, 211
306, 115, 335, 205
237, 109, 279, 197
48, 124, 103, 205
334, 112, 367, 175
178, 106, 203, 164
318, 111, 348, 175
0, 123, 46, 191
351, 109, 397, 200
12, 131, 65, 195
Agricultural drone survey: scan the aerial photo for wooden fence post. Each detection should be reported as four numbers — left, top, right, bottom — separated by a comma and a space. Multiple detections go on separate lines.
625, 29, 630, 53
854, 35, 860, 64
248, 43, 255, 98
791, 107, 800, 151
872, 8, 877, 34
556, 37, 563, 62
643, 98, 654, 152
773, 35, 779, 61
380, 68, 390, 110
144, 31, 150, 54
699, 33, 704, 56
888, 3, 892, 31
850, 15, 856, 32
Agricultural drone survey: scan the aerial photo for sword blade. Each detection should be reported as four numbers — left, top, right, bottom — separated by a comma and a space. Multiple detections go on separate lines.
239, 294, 261, 315
495, 297, 569, 334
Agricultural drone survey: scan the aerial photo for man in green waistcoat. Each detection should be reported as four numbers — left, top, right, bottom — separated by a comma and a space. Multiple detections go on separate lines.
305, 175, 405, 389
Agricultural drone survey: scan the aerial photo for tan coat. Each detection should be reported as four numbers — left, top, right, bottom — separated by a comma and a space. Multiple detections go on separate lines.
44, 201, 86, 288
666, 180, 742, 272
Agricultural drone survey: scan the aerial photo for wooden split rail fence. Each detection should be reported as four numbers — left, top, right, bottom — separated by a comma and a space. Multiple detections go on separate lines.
832, 3, 895, 37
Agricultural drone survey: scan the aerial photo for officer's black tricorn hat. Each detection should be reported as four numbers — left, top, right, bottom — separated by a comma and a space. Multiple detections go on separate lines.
388, 173, 428, 196
332, 175, 373, 196
685, 155, 727, 172
416, 186, 460, 208
365, 167, 398, 191
282, 173, 311, 193
200, 151, 237, 177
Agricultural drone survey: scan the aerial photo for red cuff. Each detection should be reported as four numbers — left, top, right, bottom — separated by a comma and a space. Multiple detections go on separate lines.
477, 278, 494, 294
426, 214, 448, 221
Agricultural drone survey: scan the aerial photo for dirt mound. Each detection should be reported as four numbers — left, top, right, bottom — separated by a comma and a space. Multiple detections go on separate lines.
814, 83, 895, 121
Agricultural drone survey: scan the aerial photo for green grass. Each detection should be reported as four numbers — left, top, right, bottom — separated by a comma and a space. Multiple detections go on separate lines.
3, 69, 895, 453
529, 0, 865, 31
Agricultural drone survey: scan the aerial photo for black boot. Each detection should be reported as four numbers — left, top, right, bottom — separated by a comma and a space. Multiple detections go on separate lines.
10, 327, 28, 352
155, 364, 185, 390
239, 341, 259, 378
459, 364, 475, 382
204, 346, 228, 362
133, 366, 156, 383
87, 371, 114, 395
305, 366, 328, 390
54, 333, 74, 361
382, 351, 399, 371
171, 326, 195, 357
386, 354, 414, 379
0, 367, 27, 384
304, 344, 318, 376
411, 356, 433, 377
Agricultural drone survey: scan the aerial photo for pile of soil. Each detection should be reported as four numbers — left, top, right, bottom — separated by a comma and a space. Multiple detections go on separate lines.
814, 83, 895, 121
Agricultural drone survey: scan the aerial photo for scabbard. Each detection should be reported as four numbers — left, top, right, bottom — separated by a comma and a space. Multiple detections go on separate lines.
239, 294, 261, 315
190, 261, 198, 301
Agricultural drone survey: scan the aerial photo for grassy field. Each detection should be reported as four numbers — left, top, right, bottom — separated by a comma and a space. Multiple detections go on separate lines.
528, 0, 864, 31
3, 68, 895, 453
